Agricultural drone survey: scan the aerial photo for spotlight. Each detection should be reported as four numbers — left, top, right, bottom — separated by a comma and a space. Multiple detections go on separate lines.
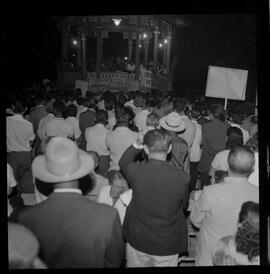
164, 39, 168, 44
139, 44, 142, 48
73, 40, 78, 45
124, 57, 128, 60
159, 43, 163, 48
143, 33, 147, 38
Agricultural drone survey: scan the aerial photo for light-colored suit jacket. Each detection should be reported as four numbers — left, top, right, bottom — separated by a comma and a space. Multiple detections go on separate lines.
190, 177, 259, 266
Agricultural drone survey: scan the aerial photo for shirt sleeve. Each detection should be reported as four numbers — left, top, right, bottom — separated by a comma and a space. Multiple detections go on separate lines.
190, 187, 211, 228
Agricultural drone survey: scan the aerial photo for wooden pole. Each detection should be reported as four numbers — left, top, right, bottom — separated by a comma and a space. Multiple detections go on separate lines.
224, 98, 228, 110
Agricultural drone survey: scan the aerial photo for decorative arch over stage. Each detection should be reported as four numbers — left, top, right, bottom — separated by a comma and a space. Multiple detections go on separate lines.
57, 15, 189, 93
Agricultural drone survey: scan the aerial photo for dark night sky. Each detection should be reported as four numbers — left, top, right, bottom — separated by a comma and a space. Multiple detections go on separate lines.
3, 14, 257, 99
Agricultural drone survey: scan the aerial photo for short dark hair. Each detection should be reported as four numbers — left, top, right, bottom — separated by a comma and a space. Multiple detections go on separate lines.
95, 109, 108, 124
231, 111, 245, 125
143, 129, 171, 153
116, 107, 133, 124
65, 104, 77, 117
173, 98, 186, 113
145, 99, 156, 108
226, 126, 244, 149
52, 100, 65, 114
227, 146, 255, 177
88, 98, 97, 109
76, 97, 84, 106
191, 107, 202, 119
13, 100, 25, 113
210, 104, 226, 121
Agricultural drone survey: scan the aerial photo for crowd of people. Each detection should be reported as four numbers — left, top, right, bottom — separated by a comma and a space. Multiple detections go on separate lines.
7, 85, 260, 268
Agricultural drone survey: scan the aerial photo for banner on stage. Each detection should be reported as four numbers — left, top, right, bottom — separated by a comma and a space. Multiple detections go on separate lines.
75, 80, 89, 97
205, 66, 248, 100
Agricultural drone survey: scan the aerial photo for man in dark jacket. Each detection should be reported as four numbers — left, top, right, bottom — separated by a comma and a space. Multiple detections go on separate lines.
119, 129, 190, 267
18, 137, 124, 268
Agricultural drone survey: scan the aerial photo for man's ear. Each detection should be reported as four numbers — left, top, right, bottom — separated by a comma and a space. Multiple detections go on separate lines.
143, 145, 149, 155
167, 144, 172, 154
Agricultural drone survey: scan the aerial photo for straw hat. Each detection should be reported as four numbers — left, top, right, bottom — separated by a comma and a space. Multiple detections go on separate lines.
160, 112, 186, 132
32, 137, 94, 183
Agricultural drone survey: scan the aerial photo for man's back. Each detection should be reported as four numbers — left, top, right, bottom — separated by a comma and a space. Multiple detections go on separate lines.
30, 106, 48, 135
190, 178, 258, 265
106, 127, 138, 170
18, 192, 124, 268
123, 158, 190, 256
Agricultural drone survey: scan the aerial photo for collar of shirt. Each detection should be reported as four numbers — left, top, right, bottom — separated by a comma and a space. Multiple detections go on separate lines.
88, 108, 96, 112
11, 114, 25, 121
230, 123, 241, 128
53, 188, 82, 194
224, 176, 249, 184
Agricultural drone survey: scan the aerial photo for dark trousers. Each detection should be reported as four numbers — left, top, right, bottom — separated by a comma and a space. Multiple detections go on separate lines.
189, 161, 199, 191
7, 151, 34, 193
200, 171, 211, 189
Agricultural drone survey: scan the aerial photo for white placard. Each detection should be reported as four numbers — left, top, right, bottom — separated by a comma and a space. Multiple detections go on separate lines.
205, 66, 248, 101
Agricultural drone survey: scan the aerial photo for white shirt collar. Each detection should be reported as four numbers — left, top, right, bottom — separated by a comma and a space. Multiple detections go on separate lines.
54, 188, 82, 194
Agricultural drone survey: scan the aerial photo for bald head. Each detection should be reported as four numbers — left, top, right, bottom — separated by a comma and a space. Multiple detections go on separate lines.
228, 146, 255, 177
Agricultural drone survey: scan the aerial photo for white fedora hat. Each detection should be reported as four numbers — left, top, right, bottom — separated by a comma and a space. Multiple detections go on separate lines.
160, 112, 186, 132
32, 137, 94, 183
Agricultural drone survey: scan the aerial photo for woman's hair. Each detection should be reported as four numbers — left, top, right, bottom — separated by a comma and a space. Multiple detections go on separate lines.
235, 201, 259, 261
226, 126, 244, 149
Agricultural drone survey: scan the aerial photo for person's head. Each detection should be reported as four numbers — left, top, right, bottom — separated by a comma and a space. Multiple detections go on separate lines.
115, 107, 133, 126
144, 99, 156, 113
35, 93, 46, 105
104, 97, 115, 111
32, 137, 95, 189
88, 97, 97, 110
231, 111, 245, 125
118, 93, 127, 105
85, 90, 91, 99
209, 104, 226, 121
143, 129, 172, 159
95, 109, 108, 125
13, 100, 25, 114
226, 126, 244, 149
108, 170, 129, 199
246, 132, 258, 153
8, 222, 46, 269
235, 201, 259, 262
128, 91, 136, 101
214, 170, 228, 184
173, 98, 186, 114
52, 100, 65, 117
159, 112, 186, 134
65, 104, 77, 118
75, 88, 82, 98
227, 146, 255, 178
190, 107, 202, 120
146, 113, 159, 128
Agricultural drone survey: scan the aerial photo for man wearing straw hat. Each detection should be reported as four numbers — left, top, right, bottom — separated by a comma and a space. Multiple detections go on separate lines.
18, 137, 124, 268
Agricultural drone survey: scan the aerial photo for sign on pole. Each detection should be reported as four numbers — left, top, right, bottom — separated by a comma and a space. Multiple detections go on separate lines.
205, 66, 248, 109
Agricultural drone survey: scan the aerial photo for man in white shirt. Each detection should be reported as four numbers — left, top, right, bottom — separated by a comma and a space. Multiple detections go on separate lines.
76, 97, 89, 119
86, 110, 110, 155
189, 108, 202, 191
173, 98, 196, 148
106, 107, 138, 170
7, 101, 35, 198
65, 104, 81, 143
45, 101, 74, 139
134, 100, 155, 132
